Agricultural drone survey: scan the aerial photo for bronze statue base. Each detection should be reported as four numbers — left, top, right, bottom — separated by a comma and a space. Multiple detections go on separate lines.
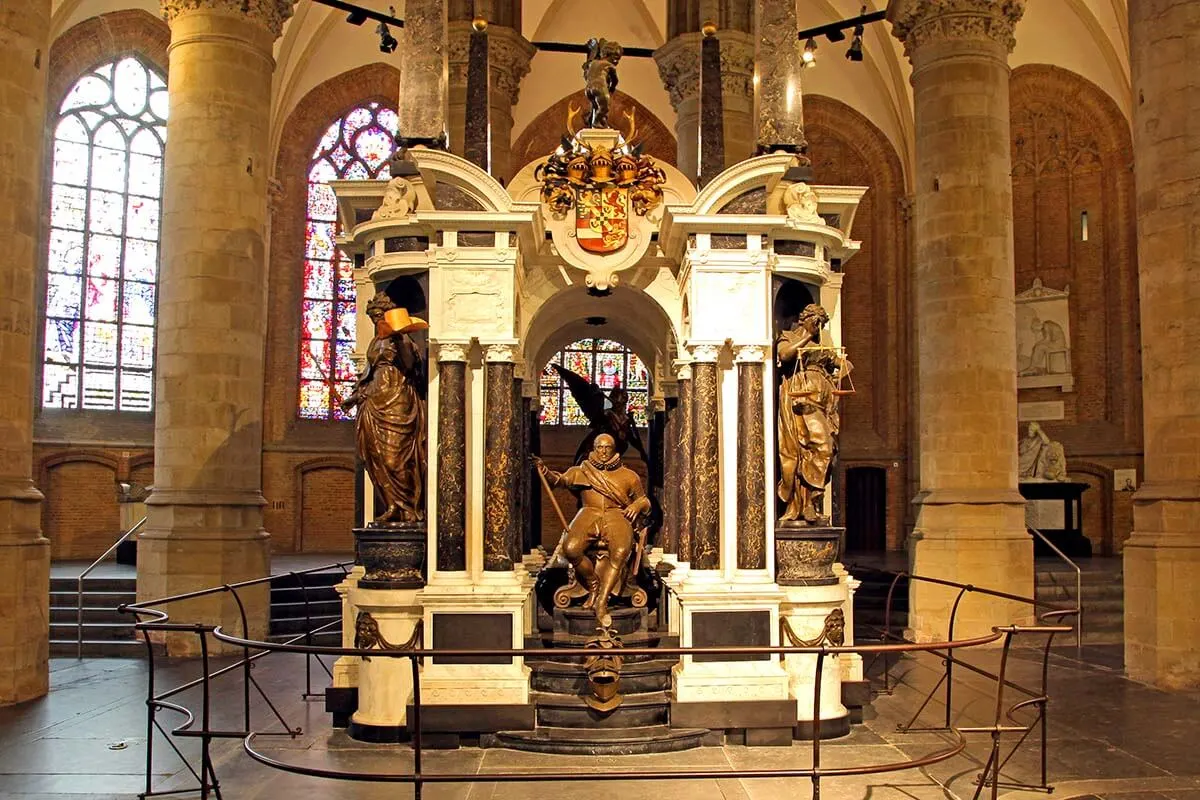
355, 522, 427, 589
775, 525, 844, 586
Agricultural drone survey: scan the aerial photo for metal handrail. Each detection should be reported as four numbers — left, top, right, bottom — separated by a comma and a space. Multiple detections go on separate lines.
76, 515, 146, 659
1028, 525, 1083, 656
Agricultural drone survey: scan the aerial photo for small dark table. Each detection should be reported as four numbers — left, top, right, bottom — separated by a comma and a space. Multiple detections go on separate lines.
1019, 481, 1091, 558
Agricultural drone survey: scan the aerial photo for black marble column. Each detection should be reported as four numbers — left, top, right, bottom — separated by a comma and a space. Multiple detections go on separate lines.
483, 349, 516, 571
676, 375, 694, 563
463, 23, 489, 171
435, 347, 468, 571
509, 376, 523, 563
662, 396, 679, 555
698, 28, 725, 186
736, 353, 766, 569
691, 356, 720, 569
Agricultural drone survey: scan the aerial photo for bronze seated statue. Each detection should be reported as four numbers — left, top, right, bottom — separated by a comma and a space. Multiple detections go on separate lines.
536, 434, 651, 623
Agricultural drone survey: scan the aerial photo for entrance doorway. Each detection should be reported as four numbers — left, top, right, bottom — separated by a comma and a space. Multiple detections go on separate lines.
845, 466, 887, 553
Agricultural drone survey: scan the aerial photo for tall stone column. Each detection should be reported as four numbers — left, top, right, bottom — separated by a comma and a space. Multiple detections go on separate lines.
138, 0, 293, 653
398, 0, 448, 147
434, 341, 468, 572
448, 19, 535, 181
689, 345, 721, 570
655, 29, 755, 180
753, 0, 806, 154
889, 0, 1031, 641
675, 365, 694, 563
0, 0, 50, 705
1124, 0, 1200, 689
735, 346, 767, 571
483, 343, 516, 571
662, 391, 680, 555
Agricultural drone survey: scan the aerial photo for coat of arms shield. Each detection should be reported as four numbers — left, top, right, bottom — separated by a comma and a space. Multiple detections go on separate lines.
575, 186, 629, 253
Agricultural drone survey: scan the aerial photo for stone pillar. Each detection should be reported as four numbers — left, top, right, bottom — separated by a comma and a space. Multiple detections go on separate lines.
889, 0, 1031, 641
655, 30, 755, 180
735, 346, 767, 571
675, 365, 695, 563
398, 0, 448, 147
138, 0, 293, 654
448, 21, 535, 182
483, 343, 516, 571
662, 392, 680, 555
434, 341, 468, 572
0, 0, 50, 705
753, 0, 806, 154
690, 345, 721, 570
1124, 0, 1200, 689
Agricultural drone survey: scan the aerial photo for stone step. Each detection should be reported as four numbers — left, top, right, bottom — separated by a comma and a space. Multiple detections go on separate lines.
532, 690, 670, 729
269, 614, 341, 636
487, 725, 706, 755
49, 576, 136, 593
50, 621, 137, 642
50, 638, 151, 657
530, 658, 675, 695
270, 599, 342, 619
50, 590, 137, 608
49, 606, 130, 625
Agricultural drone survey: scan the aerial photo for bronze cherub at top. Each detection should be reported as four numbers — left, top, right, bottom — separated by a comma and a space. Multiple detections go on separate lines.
583, 37, 623, 128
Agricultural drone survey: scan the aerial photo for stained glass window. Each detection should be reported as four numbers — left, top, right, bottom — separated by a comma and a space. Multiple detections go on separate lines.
42, 57, 167, 411
539, 338, 649, 427
299, 102, 398, 420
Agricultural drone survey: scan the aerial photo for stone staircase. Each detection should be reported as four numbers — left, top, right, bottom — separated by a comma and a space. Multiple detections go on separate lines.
49, 568, 345, 657
1035, 557, 1124, 645
49, 576, 143, 657
487, 608, 707, 755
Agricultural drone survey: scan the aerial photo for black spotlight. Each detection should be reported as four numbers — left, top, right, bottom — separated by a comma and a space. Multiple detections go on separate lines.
846, 30, 864, 61
345, 9, 367, 25
377, 21, 398, 53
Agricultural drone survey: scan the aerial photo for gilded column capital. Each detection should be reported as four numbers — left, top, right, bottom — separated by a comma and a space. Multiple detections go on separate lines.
733, 344, 769, 363
688, 343, 722, 363
431, 339, 470, 362
887, 0, 1026, 56
654, 33, 701, 110
161, 0, 296, 37
482, 341, 519, 363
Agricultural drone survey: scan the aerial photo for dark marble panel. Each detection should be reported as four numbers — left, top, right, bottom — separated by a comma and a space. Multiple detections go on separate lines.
691, 362, 721, 569
692, 610, 770, 663
436, 360, 467, 571
457, 231, 495, 247
774, 240, 816, 257
434, 182, 485, 211
484, 361, 515, 571
384, 235, 430, 253
711, 234, 747, 249
718, 186, 767, 214
736, 361, 766, 570
432, 613, 513, 665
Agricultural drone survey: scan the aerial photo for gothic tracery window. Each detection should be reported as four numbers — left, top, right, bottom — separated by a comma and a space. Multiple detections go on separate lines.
539, 338, 649, 427
42, 56, 168, 411
299, 101, 398, 420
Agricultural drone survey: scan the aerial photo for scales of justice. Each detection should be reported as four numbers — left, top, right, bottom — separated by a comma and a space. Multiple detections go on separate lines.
325, 35, 868, 751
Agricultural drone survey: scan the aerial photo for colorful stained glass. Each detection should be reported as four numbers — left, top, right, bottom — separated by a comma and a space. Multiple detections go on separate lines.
540, 338, 650, 427
42, 56, 166, 412
299, 101, 398, 420
122, 281, 155, 325
303, 300, 333, 340
120, 325, 154, 368
126, 197, 159, 239
85, 277, 118, 321
303, 259, 333, 299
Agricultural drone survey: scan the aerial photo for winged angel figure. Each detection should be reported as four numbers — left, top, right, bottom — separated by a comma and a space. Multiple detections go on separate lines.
551, 362, 649, 465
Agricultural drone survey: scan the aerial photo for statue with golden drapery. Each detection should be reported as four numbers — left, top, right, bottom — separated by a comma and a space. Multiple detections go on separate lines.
344, 291, 428, 588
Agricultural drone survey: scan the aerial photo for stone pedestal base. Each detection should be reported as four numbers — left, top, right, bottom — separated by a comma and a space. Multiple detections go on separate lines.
907, 496, 1032, 642
331, 565, 365, 690
671, 573, 789, 703
0, 501, 49, 704
416, 572, 531, 706
781, 583, 848, 735
1124, 516, 1200, 688
661, 560, 688, 636
136, 512, 270, 656
347, 587, 422, 741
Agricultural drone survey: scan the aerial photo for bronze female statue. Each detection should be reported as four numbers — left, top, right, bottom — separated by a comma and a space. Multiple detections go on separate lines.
343, 292, 428, 525
776, 304, 853, 524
